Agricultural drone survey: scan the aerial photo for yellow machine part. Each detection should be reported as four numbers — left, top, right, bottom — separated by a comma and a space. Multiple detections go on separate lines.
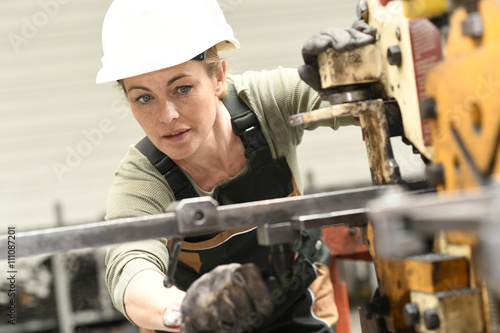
403, 0, 449, 19
426, 0, 500, 191
366, 222, 411, 332
411, 288, 485, 333
425, 3, 500, 329
405, 254, 470, 293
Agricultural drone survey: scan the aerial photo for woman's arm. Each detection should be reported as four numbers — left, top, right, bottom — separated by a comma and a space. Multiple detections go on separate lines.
105, 146, 182, 329
124, 269, 186, 331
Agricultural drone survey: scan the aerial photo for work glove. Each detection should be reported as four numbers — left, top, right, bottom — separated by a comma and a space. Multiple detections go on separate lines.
299, 20, 377, 96
180, 263, 272, 333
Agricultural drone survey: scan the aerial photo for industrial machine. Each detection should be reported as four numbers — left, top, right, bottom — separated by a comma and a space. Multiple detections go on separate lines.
291, 0, 500, 332
1, 0, 499, 332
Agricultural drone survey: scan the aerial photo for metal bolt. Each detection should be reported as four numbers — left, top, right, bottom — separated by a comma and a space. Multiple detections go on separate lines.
395, 27, 401, 41
420, 97, 438, 120
357, 1, 369, 21
426, 163, 446, 188
403, 303, 420, 326
462, 12, 483, 38
387, 45, 402, 66
361, 300, 374, 320
193, 210, 204, 221
464, 0, 480, 14
423, 308, 440, 330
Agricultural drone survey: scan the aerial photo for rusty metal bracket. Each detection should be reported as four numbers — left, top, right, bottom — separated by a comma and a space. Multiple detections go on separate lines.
289, 99, 382, 127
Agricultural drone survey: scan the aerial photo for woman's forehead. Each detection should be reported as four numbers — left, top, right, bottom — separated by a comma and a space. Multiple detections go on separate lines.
123, 61, 205, 86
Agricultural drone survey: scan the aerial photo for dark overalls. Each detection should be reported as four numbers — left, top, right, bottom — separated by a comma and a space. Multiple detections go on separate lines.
137, 84, 335, 333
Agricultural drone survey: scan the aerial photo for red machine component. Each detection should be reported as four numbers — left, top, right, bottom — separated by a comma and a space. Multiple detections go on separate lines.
379, 0, 394, 6
322, 224, 372, 333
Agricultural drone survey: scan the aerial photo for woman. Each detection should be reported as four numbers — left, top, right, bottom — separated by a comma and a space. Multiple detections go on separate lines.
97, 0, 372, 332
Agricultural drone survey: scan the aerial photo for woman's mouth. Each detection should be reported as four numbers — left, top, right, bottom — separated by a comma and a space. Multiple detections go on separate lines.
163, 129, 189, 142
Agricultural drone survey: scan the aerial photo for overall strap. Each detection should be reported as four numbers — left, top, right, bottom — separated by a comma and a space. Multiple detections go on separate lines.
135, 136, 198, 200
223, 85, 273, 170
135, 82, 273, 201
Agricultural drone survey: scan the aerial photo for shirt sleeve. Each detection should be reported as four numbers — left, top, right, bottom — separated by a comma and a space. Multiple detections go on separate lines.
104, 146, 174, 323
228, 67, 359, 148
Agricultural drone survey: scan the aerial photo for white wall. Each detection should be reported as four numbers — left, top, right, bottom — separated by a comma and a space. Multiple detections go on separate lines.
0, 0, 425, 231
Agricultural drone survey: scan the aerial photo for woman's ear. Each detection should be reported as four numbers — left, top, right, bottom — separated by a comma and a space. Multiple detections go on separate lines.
215, 59, 227, 98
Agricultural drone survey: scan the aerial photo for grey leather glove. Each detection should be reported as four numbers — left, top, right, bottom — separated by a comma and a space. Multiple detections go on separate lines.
180, 263, 272, 333
299, 20, 377, 94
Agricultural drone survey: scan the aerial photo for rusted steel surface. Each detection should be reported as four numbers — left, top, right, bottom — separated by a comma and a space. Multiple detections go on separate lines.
322, 224, 371, 259
318, 45, 382, 88
405, 253, 470, 293
330, 258, 352, 333
360, 108, 402, 185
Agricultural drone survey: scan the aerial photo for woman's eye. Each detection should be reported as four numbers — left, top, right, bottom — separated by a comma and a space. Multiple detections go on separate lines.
136, 95, 152, 103
178, 86, 191, 94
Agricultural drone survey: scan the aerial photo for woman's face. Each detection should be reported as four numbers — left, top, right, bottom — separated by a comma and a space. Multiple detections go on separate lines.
123, 60, 226, 161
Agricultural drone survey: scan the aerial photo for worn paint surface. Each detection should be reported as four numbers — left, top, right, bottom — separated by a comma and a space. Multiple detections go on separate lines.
405, 254, 470, 293
427, 0, 500, 191
318, 45, 382, 88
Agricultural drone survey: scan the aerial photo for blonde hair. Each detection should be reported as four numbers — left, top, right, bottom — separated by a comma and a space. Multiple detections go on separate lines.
204, 46, 228, 98
117, 46, 227, 98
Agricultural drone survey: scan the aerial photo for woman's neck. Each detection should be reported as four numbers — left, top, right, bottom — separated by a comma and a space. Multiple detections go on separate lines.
174, 102, 246, 192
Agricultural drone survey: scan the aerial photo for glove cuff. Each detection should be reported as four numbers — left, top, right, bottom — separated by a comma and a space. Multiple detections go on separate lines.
162, 296, 184, 330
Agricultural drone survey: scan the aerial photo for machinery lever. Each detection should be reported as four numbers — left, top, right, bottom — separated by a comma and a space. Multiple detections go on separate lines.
164, 236, 183, 288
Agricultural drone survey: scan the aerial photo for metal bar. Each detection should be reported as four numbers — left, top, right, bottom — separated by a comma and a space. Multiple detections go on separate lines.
216, 186, 387, 229
370, 189, 495, 232
163, 236, 183, 288
481, 219, 500, 296
0, 213, 178, 259
52, 203, 74, 333
288, 100, 383, 127
0, 186, 389, 260
94, 249, 117, 320
52, 254, 74, 333
289, 105, 354, 127
368, 184, 500, 258
294, 208, 368, 229
368, 184, 500, 298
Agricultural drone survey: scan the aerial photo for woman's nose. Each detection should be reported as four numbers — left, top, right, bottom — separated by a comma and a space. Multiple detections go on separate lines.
159, 101, 180, 124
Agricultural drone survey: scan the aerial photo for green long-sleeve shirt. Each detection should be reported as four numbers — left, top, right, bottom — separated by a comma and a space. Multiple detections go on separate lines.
104, 67, 357, 322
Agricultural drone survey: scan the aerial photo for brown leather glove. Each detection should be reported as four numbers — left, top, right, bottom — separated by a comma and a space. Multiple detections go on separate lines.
299, 20, 377, 95
180, 263, 272, 333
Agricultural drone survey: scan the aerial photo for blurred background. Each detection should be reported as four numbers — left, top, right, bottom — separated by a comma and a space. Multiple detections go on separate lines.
0, 0, 426, 332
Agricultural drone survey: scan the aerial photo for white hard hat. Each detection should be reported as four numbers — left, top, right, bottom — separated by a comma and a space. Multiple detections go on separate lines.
96, 0, 240, 83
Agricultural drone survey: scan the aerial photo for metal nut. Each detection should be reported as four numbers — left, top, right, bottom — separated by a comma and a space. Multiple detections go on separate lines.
423, 308, 440, 330
403, 303, 420, 326
256, 222, 300, 246
172, 196, 219, 235
420, 97, 438, 120
426, 163, 445, 188
357, 1, 369, 21
387, 45, 402, 66
461, 12, 483, 38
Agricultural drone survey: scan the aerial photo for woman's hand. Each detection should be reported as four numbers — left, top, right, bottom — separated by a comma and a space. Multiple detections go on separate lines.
123, 269, 186, 332
299, 20, 377, 94
180, 263, 272, 333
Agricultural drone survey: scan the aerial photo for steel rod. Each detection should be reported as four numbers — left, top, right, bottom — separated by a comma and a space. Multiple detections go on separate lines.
0, 186, 389, 260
